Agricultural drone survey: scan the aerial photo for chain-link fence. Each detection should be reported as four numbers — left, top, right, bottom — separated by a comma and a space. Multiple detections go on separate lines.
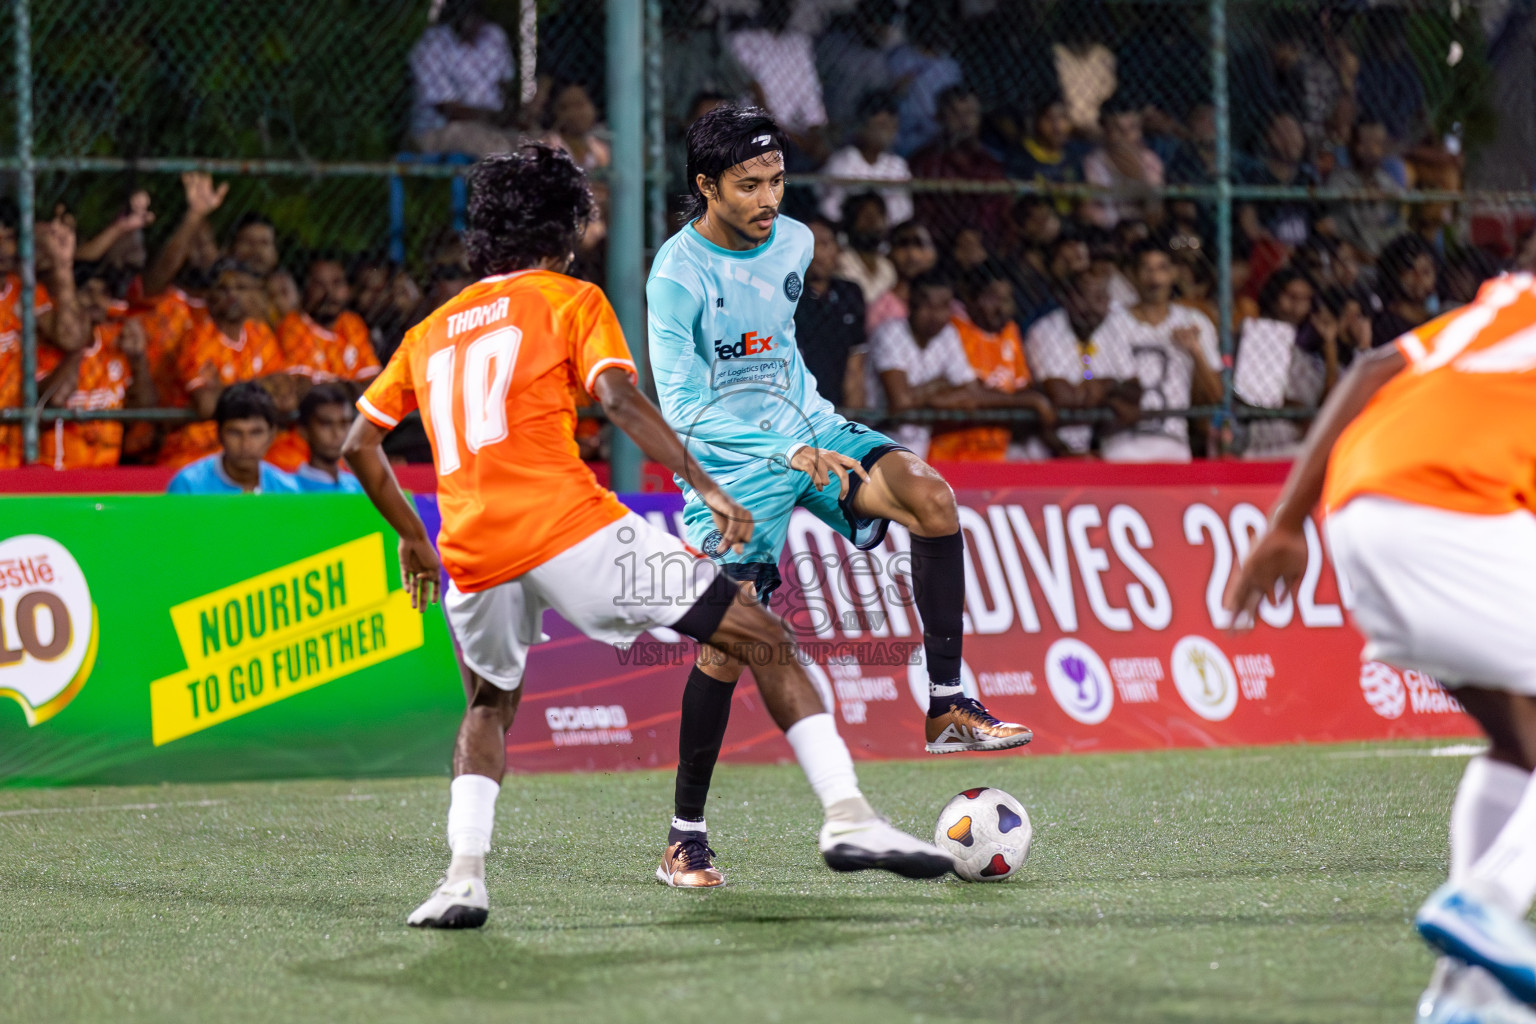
4, 0, 1535, 468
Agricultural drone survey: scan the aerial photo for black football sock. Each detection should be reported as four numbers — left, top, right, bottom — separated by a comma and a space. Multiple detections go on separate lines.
910, 530, 966, 716
674, 664, 737, 823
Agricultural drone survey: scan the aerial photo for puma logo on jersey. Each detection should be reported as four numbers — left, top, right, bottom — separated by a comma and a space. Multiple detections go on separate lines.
446, 297, 511, 338
714, 331, 774, 359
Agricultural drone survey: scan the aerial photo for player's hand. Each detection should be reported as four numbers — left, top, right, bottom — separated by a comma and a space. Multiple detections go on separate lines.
789, 446, 869, 500
700, 486, 754, 555
182, 172, 228, 218
399, 537, 443, 610
1221, 523, 1308, 631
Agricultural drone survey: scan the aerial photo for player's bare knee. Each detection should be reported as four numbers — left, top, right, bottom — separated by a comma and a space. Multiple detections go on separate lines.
465, 678, 521, 730
909, 477, 959, 536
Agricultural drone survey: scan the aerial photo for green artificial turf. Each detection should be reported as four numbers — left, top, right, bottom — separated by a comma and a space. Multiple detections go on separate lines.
0, 742, 1480, 1023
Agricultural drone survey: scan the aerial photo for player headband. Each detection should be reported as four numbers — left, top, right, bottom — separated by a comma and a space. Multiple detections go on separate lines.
692, 129, 787, 188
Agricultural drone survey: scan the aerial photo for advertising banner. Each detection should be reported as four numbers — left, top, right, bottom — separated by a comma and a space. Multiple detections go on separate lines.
499, 486, 1477, 773
0, 496, 463, 786
0, 477, 1478, 787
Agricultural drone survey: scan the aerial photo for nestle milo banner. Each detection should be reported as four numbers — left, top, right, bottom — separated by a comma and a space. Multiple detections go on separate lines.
0, 496, 462, 786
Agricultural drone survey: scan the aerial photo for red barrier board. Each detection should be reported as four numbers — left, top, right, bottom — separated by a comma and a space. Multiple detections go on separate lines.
500, 483, 1476, 773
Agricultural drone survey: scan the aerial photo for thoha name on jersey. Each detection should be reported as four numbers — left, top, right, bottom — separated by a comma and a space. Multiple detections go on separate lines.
446, 297, 512, 338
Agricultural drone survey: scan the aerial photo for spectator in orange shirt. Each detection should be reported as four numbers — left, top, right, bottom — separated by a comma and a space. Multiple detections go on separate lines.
269, 258, 380, 470
0, 210, 88, 467
265, 267, 301, 329
34, 262, 157, 468
279, 258, 381, 385
930, 261, 1059, 461
157, 259, 290, 468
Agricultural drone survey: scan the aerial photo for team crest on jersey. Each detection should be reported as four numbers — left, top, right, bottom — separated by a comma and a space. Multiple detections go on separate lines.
700, 530, 726, 559
784, 272, 802, 301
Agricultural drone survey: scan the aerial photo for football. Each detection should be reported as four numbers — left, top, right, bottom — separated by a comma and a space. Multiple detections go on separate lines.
934, 787, 1033, 882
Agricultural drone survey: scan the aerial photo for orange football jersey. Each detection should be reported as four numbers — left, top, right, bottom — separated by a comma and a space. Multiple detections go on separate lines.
277, 310, 380, 382
0, 275, 55, 468
34, 322, 134, 468
122, 289, 201, 461
1325, 273, 1536, 516
156, 318, 285, 468
358, 270, 636, 590
928, 316, 1031, 462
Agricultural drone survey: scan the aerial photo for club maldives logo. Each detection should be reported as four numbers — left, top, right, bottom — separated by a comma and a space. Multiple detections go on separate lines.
1170, 635, 1239, 722
1044, 639, 1113, 725
1360, 661, 1461, 720
0, 534, 98, 726
1359, 661, 1407, 719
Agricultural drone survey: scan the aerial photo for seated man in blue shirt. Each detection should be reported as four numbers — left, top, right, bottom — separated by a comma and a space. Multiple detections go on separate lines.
291, 382, 364, 493
166, 382, 300, 494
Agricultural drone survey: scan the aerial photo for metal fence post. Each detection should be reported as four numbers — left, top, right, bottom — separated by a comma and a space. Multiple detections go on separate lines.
644, 0, 666, 261
1211, 0, 1234, 454
14, 0, 36, 466
607, 0, 646, 493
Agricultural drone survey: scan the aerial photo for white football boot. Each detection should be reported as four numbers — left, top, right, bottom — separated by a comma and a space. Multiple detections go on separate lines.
407, 876, 490, 929
1418, 883, 1536, 1004
819, 818, 955, 879
1418, 958, 1536, 1024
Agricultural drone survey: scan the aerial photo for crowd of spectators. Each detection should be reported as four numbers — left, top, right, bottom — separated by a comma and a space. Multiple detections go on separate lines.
672, 0, 1511, 461
0, 170, 463, 485
0, 0, 1524, 475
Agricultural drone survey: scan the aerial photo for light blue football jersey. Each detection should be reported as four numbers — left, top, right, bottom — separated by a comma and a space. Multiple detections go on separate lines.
647, 216, 841, 498
165, 454, 301, 494
291, 463, 364, 493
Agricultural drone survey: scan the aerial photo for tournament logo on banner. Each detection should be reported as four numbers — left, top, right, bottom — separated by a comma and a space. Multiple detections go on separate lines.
1170, 635, 1239, 722
0, 534, 98, 726
1044, 639, 1114, 725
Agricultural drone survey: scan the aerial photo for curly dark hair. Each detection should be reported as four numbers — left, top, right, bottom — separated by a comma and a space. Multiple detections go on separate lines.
463, 144, 595, 278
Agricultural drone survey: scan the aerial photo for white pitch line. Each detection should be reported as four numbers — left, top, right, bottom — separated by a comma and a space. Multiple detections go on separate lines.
0, 798, 227, 818
1326, 744, 1487, 760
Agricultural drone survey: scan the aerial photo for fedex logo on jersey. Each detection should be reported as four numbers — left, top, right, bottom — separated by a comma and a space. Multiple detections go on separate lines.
714, 330, 775, 360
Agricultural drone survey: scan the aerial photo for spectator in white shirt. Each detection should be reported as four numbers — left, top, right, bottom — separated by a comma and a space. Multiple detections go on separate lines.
868, 273, 980, 458
1094, 241, 1222, 462
818, 92, 913, 226
835, 192, 898, 305
1081, 99, 1165, 229
728, 0, 828, 162
409, 0, 519, 156
1024, 268, 1142, 455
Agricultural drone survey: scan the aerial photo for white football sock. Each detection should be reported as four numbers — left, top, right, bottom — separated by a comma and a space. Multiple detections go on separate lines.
445, 773, 499, 882
1468, 763, 1536, 913
785, 713, 872, 822
1450, 756, 1528, 883
671, 816, 708, 833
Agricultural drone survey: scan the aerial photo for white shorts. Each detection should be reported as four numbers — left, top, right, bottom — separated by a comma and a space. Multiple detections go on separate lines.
1326, 496, 1536, 693
443, 512, 721, 690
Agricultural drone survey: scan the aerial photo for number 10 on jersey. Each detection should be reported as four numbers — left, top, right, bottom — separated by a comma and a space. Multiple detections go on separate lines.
423, 326, 524, 474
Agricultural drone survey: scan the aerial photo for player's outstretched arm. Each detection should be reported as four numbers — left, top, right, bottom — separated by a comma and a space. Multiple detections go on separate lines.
591, 366, 754, 555
341, 414, 442, 610
1223, 344, 1406, 623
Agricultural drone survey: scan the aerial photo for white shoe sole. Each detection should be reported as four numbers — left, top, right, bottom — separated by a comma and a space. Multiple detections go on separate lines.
925, 728, 1034, 754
